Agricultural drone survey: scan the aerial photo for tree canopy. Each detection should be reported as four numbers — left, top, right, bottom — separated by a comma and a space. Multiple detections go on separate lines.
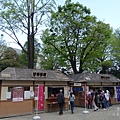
107, 28, 120, 78
0, 47, 22, 71
40, 0, 112, 74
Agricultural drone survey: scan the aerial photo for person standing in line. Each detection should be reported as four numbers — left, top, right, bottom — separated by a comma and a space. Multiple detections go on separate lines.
69, 92, 75, 114
87, 92, 93, 109
91, 90, 98, 111
68, 90, 71, 110
104, 90, 110, 110
57, 89, 64, 115
97, 91, 105, 109
97, 92, 101, 109
101, 91, 105, 109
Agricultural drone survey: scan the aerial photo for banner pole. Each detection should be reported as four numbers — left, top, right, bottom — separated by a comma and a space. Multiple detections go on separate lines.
33, 84, 41, 120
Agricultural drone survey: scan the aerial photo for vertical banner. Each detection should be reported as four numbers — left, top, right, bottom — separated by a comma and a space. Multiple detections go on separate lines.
84, 83, 87, 106
116, 86, 120, 102
38, 85, 44, 110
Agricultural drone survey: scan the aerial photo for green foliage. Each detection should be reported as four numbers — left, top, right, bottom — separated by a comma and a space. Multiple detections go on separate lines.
110, 28, 120, 64
107, 28, 120, 78
0, 47, 22, 71
40, 0, 112, 73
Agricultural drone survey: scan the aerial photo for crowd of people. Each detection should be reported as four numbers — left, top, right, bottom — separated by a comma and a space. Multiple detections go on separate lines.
57, 89, 111, 116
87, 89, 111, 111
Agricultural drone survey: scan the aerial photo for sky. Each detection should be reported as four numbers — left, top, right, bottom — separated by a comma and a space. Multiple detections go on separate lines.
3, 0, 120, 49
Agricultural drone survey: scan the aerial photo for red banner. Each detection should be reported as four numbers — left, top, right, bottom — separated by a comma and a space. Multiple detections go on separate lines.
38, 85, 44, 110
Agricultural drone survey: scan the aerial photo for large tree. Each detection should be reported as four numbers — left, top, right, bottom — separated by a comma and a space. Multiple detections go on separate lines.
0, 0, 55, 68
40, 0, 112, 74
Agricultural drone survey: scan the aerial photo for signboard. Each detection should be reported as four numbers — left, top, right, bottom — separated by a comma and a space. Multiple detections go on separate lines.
74, 83, 81, 86
24, 91, 30, 99
6, 92, 11, 99
38, 85, 44, 110
12, 87, 23, 102
72, 87, 83, 92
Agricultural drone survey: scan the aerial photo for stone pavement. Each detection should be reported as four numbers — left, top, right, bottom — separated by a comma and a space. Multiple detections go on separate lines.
1, 104, 120, 120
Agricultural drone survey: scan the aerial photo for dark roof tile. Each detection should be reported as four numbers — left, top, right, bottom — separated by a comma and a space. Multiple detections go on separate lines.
0, 67, 73, 82
68, 73, 120, 83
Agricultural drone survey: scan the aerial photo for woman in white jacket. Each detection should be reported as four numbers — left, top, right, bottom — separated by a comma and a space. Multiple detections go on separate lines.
69, 92, 75, 113
104, 90, 110, 110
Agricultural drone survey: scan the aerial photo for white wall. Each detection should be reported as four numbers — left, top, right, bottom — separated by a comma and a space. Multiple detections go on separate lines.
1, 87, 8, 100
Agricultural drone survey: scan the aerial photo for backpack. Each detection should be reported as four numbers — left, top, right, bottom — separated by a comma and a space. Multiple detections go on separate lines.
99, 95, 104, 101
87, 94, 92, 100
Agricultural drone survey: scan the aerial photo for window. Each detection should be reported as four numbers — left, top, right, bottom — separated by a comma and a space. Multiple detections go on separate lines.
48, 87, 64, 98
24, 86, 30, 91
7, 86, 30, 100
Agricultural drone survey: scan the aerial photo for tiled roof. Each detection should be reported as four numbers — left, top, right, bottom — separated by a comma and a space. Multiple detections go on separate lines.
0, 67, 73, 82
68, 73, 120, 83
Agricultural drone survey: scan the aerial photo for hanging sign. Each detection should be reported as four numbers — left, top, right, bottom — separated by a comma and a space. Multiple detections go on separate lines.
74, 83, 81, 86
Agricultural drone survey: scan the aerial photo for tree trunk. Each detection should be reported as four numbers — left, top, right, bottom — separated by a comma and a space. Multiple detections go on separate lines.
27, 0, 34, 69
70, 60, 78, 74
28, 35, 34, 68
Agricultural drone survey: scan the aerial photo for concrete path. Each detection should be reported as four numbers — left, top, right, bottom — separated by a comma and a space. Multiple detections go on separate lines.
1, 104, 120, 120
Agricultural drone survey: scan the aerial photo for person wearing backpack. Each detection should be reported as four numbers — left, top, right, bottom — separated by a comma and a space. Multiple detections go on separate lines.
98, 92, 104, 109
91, 90, 98, 111
87, 92, 93, 109
69, 92, 75, 114
101, 91, 105, 109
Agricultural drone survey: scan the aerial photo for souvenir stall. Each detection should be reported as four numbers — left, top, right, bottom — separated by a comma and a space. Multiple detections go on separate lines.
44, 81, 70, 112
68, 73, 120, 107
0, 67, 72, 118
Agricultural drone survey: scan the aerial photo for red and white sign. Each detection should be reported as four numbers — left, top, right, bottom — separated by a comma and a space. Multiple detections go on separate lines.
38, 85, 44, 110
12, 87, 23, 102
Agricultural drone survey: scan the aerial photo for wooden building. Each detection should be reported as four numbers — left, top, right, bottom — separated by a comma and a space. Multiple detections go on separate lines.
68, 73, 120, 107
0, 67, 72, 118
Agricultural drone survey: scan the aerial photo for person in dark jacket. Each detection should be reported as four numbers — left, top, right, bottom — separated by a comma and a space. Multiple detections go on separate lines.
57, 89, 64, 115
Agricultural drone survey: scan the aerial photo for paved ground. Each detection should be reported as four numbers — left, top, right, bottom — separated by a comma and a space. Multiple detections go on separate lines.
1, 104, 120, 120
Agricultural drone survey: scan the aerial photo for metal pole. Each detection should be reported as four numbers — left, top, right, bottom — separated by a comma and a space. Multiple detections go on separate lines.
33, 84, 41, 120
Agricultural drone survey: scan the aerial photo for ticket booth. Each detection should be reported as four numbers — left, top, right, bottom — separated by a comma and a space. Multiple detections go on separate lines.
44, 84, 70, 112
0, 67, 72, 118
68, 73, 120, 107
